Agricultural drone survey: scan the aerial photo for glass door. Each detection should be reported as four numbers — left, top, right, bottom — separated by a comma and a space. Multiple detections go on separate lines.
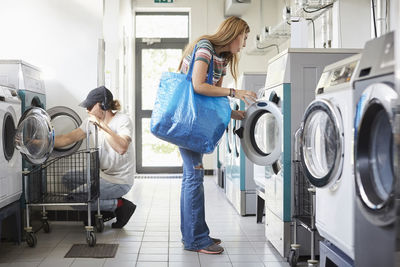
300, 99, 343, 188
135, 12, 188, 173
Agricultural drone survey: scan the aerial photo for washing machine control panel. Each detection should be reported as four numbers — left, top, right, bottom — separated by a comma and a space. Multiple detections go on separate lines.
316, 54, 361, 95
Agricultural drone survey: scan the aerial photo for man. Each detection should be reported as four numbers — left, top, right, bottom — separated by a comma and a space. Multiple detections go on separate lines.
55, 86, 135, 228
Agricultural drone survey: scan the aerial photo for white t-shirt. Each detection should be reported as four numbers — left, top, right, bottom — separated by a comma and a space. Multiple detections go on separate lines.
79, 112, 134, 186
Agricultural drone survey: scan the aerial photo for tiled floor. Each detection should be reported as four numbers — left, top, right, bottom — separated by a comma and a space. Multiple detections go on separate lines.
0, 176, 291, 267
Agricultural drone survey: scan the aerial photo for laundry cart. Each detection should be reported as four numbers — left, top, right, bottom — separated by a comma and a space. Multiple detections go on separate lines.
22, 122, 103, 247
289, 127, 318, 266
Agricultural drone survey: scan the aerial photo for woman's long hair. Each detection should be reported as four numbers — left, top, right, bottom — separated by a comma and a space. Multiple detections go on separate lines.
178, 16, 250, 83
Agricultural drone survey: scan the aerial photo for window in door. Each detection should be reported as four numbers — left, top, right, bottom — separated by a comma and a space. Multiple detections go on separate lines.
135, 12, 188, 173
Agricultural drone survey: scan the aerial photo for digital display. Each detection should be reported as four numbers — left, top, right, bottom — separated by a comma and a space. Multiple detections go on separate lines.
329, 61, 358, 86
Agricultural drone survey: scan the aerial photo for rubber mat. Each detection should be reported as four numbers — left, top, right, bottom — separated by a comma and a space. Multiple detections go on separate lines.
64, 244, 118, 258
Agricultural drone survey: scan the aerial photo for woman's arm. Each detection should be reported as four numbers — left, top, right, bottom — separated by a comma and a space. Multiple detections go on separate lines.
54, 128, 86, 148
191, 60, 257, 104
192, 60, 230, 96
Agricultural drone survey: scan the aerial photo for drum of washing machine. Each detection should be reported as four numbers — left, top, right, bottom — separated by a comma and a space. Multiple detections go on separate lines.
47, 106, 83, 158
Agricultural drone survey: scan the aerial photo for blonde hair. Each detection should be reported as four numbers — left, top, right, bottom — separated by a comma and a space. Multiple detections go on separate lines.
110, 100, 121, 111
178, 16, 250, 83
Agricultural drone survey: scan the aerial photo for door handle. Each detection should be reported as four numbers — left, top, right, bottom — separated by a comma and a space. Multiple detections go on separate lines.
235, 127, 244, 139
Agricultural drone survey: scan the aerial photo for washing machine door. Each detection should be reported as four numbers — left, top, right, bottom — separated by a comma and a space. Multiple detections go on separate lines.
300, 99, 344, 188
47, 106, 83, 157
354, 82, 398, 226
236, 100, 283, 166
14, 107, 54, 165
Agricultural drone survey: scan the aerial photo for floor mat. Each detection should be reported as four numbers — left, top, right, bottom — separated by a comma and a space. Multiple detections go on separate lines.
64, 244, 118, 258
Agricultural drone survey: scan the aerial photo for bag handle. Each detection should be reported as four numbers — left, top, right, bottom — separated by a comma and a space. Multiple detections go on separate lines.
186, 44, 214, 85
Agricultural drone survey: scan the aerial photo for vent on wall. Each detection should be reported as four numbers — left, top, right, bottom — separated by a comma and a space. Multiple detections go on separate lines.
224, 0, 251, 17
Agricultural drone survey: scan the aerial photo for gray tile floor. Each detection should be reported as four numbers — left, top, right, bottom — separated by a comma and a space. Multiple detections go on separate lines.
0, 176, 291, 267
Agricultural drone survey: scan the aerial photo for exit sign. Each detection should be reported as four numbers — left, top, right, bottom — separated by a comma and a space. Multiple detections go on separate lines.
154, 0, 173, 3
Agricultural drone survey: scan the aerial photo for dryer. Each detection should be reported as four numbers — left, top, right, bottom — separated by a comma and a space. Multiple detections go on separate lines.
352, 31, 399, 267
300, 54, 361, 263
0, 86, 22, 209
237, 48, 360, 257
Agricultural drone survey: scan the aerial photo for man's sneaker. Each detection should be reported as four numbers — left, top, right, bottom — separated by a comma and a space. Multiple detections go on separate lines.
101, 211, 116, 222
111, 198, 136, 229
197, 243, 224, 254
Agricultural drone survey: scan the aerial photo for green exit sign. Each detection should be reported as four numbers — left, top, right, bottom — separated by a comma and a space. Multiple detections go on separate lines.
154, 0, 173, 3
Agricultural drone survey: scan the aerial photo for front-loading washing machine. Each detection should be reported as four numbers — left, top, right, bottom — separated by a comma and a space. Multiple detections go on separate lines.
237, 48, 360, 257
300, 54, 361, 264
352, 31, 399, 267
0, 85, 22, 210
0, 60, 46, 170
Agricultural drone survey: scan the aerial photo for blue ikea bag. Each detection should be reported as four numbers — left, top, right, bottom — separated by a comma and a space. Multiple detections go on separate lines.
150, 46, 231, 154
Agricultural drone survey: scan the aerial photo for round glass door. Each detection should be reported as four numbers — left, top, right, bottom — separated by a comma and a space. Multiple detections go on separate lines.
301, 99, 343, 188
15, 107, 55, 165
237, 100, 282, 166
3, 113, 16, 161
354, 82, 397, 226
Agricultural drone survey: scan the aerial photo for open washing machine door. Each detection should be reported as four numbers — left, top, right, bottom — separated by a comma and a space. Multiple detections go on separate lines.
14, 107, 54, 165
235, 100, 283, 166
354, 82, 398, 226
300, 98, 344, 189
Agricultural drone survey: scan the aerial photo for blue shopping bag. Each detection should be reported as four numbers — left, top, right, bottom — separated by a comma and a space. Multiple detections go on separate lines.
150, 46, 231, 154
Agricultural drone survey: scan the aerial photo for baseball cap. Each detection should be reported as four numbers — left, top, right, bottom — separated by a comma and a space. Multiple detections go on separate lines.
79, 86, 113, 109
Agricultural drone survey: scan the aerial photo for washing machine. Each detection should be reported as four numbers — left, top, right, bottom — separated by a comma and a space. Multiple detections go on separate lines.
237, 48, 360, 257
300, 54, 361, 263
352, 32, 399, 267
226, 73, 266, 216
0, 86, 22, 210
0, 60, 46, 169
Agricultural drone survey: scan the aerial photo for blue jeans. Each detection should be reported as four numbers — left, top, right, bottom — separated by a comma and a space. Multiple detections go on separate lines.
63, 171, 132, 211
179, 147, 214, 250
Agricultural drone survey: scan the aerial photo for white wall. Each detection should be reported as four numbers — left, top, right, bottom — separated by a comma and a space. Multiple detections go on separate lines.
0, 0, 103, 121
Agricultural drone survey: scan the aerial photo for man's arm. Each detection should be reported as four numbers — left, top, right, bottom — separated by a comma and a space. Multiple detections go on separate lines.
54, 128, 86, 148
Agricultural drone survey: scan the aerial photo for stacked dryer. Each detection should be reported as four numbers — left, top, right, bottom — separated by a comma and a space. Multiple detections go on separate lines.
300, 54, 361, 265
352, 32, 399, 267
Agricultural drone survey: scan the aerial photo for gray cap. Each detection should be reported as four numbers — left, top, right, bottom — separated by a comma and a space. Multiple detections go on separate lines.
79, 86, 113, 109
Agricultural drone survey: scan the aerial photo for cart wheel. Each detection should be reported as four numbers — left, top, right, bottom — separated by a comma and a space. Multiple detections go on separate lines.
26, 232, 37, 248
95, 217, 104, 233
43, 220, 51, 233
86, 231, 96, 247
288, 249, 298, 267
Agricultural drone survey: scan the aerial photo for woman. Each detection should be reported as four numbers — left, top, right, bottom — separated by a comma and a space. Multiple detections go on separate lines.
55, 86, 136, 229
178, 16, 257, 254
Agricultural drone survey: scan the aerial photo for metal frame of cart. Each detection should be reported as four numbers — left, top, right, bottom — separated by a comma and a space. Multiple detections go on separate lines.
23, 124, 104, 247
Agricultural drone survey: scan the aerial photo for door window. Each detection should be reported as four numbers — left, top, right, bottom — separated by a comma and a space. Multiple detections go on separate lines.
303, 109, 337, 179
135, 12, 188, 173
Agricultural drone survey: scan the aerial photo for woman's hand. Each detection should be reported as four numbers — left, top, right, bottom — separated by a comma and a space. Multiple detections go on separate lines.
234, 89, 257, 105
231, 110, 245, 120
